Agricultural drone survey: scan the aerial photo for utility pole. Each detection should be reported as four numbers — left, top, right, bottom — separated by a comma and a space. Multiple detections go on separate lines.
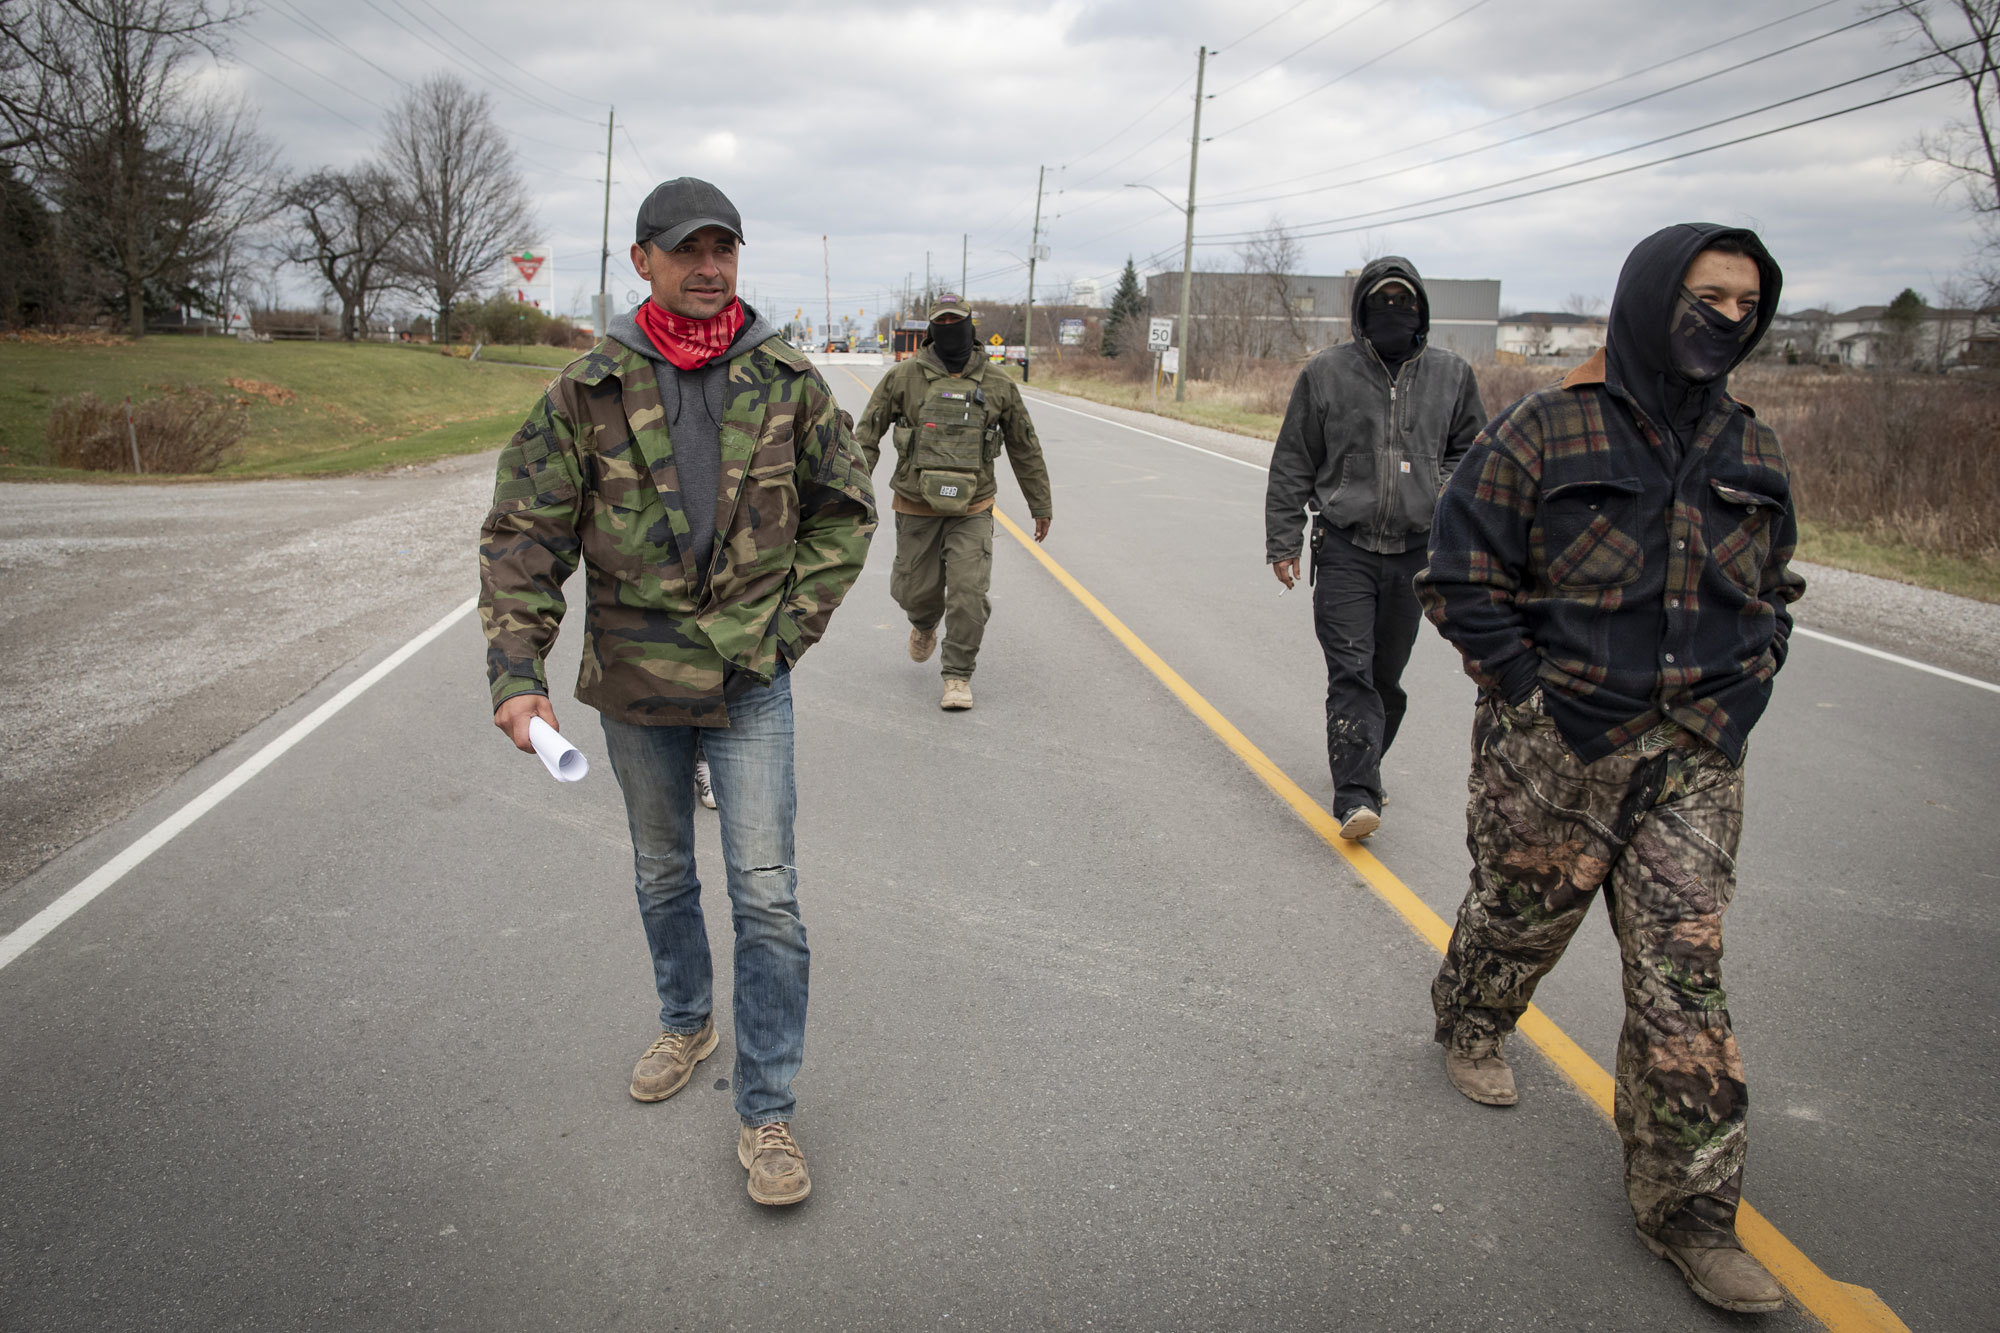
823, 235, 831, 349
596, 106, 614, 333
961, 233, 967, 298
1025, 164, 1046, 382
925, 251, 932, 309
1175, 46, 1207, 403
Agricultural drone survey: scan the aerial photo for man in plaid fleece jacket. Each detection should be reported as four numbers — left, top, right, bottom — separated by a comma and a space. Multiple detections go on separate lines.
1416, 223, 1804, 1315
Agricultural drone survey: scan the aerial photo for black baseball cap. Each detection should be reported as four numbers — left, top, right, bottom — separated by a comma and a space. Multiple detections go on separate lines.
635, 177, 744, 251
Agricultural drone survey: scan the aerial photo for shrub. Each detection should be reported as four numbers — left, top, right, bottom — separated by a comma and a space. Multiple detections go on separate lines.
46, 389, 247, 473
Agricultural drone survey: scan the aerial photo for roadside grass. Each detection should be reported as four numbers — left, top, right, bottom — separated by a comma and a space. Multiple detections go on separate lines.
1796, 519, 2000, 603
1026, 369, 1287, 440
0, 338, 550, 477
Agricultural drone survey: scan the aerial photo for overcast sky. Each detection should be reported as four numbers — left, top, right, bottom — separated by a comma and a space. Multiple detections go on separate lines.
217, 0, 1986, 327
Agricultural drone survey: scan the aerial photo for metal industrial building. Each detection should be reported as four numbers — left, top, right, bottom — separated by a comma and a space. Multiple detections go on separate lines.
1144, 269, 1502, 368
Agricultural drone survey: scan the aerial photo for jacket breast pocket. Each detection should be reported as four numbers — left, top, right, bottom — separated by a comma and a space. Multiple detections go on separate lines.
746, 456, 798, 536
1539, 477, 1645, 591
1707, 479, 1785, 593
585, 463, 671, 585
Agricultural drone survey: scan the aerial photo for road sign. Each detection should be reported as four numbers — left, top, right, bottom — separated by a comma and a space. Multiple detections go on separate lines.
1162, 347, 1180, 375
1148, 317, 1173, 351
509, 249, 545, 284
989, 333, 1004, 346
1059, 318, 1085, 346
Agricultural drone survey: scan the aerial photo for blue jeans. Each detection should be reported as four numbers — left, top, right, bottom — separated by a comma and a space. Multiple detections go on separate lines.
599, 669, 806, 1126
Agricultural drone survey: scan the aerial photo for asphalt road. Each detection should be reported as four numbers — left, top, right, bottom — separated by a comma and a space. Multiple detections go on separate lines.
1, 360, 1994, 1331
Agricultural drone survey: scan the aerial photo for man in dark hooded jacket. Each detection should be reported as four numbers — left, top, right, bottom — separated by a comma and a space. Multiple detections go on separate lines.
1417, 223, 1805, 1314
1265, 256, 1486, 839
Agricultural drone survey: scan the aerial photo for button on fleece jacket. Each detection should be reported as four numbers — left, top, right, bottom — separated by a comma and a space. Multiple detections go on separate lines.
1264, 255, 1486, 561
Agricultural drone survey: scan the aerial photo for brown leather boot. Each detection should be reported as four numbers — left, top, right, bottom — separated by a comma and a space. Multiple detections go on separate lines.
909, 625, 937, 662
1444, 1047, 1518, 1106
738, 1122, 811, 1206
940, 677, 973, 710
1636, 1229, 1784, 1314
628, 1018, 718, 1102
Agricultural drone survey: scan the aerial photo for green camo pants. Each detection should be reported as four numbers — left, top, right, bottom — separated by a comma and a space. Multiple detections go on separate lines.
1432, 693, 1749, 1248
890, 510, 993, 679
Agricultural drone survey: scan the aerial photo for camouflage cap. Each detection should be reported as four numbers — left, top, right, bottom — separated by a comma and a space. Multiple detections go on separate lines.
927, 294, 971, 321
636, 177, 744, 250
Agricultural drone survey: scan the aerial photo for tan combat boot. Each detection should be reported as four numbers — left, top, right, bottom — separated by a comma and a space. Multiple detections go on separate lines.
1636, 1230, 1784, 1314
909, 625, 937, 662
738, 1122, 811, 1206
628, 1018, 719, 1102
1444, 1046, 1518, 1106
940, 677, 973, 710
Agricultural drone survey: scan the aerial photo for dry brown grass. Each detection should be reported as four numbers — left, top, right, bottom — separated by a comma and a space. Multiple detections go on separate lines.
46, 388, 248, 474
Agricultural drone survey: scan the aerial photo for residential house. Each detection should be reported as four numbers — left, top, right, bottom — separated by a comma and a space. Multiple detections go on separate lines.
1144, 269, 1501, 369
1497, 311, 1606, 359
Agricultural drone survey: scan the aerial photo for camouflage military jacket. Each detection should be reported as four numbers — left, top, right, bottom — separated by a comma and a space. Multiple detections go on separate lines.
854, 346, 1053, 518
479, 334, 876, 726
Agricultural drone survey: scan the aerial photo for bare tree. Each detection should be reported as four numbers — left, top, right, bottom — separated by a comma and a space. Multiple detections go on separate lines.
283, 166, 409, 340
383, 74, 532, 341
27, 0, 271, 334
1560, 292, 1606, 318
1238, 217, 1308, 358
1884, 3, 2000, 292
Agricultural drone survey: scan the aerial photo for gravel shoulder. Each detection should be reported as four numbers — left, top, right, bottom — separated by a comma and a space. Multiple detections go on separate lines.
0, 454, 494, 892
1021, 385, 2000, 683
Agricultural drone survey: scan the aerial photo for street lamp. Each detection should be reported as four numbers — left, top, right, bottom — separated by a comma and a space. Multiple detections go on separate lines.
1126, 183, 1196, 401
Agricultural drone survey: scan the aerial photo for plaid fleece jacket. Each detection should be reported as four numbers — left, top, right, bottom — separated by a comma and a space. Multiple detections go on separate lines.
1416, 351, 1806, 765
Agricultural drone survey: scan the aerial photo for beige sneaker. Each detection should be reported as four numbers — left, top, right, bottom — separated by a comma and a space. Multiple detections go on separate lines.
940, 677, 973, 710
909, 625, 937, 662
1337, 805, 1380, 840
738, 1122, 811, 1206
628, 1018, 719, 1102
1444, 1047, 1518, 1106
1636, 1229, 1784, 1314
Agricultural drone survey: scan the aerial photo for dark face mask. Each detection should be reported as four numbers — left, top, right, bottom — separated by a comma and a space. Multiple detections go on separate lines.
930, 318, 974, 365
1668, 286, 1756, 383
1364, 307, 1421, 360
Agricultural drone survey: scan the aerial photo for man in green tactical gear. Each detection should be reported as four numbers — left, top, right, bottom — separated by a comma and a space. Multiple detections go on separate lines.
854, 296, 1053, 711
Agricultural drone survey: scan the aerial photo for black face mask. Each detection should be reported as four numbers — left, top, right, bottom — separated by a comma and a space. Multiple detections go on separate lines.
930, 318, 974, 366
1365, 307, 1422, 361
1667, 285, 1756, 383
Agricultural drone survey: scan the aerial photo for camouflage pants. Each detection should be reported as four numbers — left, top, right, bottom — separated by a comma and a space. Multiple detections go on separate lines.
890, 511, 993, 679
1432, 693, 1749, 1247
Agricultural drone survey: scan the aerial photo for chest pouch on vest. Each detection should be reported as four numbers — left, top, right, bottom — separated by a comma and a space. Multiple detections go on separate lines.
913, 380, 985, 515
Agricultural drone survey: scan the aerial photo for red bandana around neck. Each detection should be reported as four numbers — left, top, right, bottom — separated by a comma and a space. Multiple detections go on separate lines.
635, 297, 745, 371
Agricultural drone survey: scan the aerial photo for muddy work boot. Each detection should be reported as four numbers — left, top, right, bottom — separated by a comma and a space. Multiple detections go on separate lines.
1336, 805, 1380, 841
628, 1018, 719, 1102
940, 677, 973, 711
909, 625, 938, 663
1444, 1046, 1518, 1106
1636, 1229, 1784, 1314
738, 1122, 812, 1206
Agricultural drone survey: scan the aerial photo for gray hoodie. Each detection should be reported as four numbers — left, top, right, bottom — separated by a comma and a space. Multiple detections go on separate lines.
606, 300, 781, 587
1263, 256, 1486, 561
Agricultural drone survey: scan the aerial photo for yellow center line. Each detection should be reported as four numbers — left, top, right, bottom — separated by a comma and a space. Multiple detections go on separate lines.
988, 505, 1906, 1333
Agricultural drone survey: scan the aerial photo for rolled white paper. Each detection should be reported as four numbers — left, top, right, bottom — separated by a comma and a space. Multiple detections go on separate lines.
527, 716, 589, 782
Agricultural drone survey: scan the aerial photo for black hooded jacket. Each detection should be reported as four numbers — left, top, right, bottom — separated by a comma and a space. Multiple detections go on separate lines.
1416, 224, 1806, 765
1265, 255, 1486, 559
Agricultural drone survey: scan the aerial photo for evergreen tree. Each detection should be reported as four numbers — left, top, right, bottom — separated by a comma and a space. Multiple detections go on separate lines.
1101, 257, 1145, 357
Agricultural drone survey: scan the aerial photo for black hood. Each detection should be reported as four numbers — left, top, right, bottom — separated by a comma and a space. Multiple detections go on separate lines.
1349, 254, 1430, 352
1604, 222, 1781, 445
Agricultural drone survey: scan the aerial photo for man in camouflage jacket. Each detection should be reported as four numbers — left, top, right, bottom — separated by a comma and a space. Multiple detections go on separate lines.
1417, 224, 1803, 1314
855, 296, 1052, 711
479, 178, 874, 1207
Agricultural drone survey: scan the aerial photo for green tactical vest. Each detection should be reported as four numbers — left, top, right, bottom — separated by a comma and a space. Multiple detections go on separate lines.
896, 365, 1003, 514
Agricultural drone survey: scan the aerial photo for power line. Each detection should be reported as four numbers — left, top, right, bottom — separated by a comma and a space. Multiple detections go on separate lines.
233, 33, 381, 130
1196, 77, 1959, 245
1212, 0, 1395, 97
1213, 0, 1318, 55
618, 126, 658, 186
1208, 0, 1497, 141
405, 0, 609, 112
264, 0, 408, 90
361, 0, 599, 125
1062, 75, 1193, 179
1201, 3, 1893, 211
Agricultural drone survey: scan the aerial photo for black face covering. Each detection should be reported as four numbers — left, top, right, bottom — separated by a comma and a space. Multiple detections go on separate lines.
1364, 307, 1422, 362
929, 318, 974, 369
1603, 224, 1781, 452
1668, 285, 1758, 383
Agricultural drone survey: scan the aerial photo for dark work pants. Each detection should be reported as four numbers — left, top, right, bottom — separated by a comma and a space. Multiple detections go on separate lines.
1312, 528, 1426, 815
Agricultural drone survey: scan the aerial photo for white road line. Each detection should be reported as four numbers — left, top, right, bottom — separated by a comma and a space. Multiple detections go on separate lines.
0, 597, 478, 974
1024, 387, 1997, 698
1792, 625, 1999, 693
1019, 391, 1269, 472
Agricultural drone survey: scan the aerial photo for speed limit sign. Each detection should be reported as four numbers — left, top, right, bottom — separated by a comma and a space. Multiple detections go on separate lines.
1147, 317, 1173, 351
